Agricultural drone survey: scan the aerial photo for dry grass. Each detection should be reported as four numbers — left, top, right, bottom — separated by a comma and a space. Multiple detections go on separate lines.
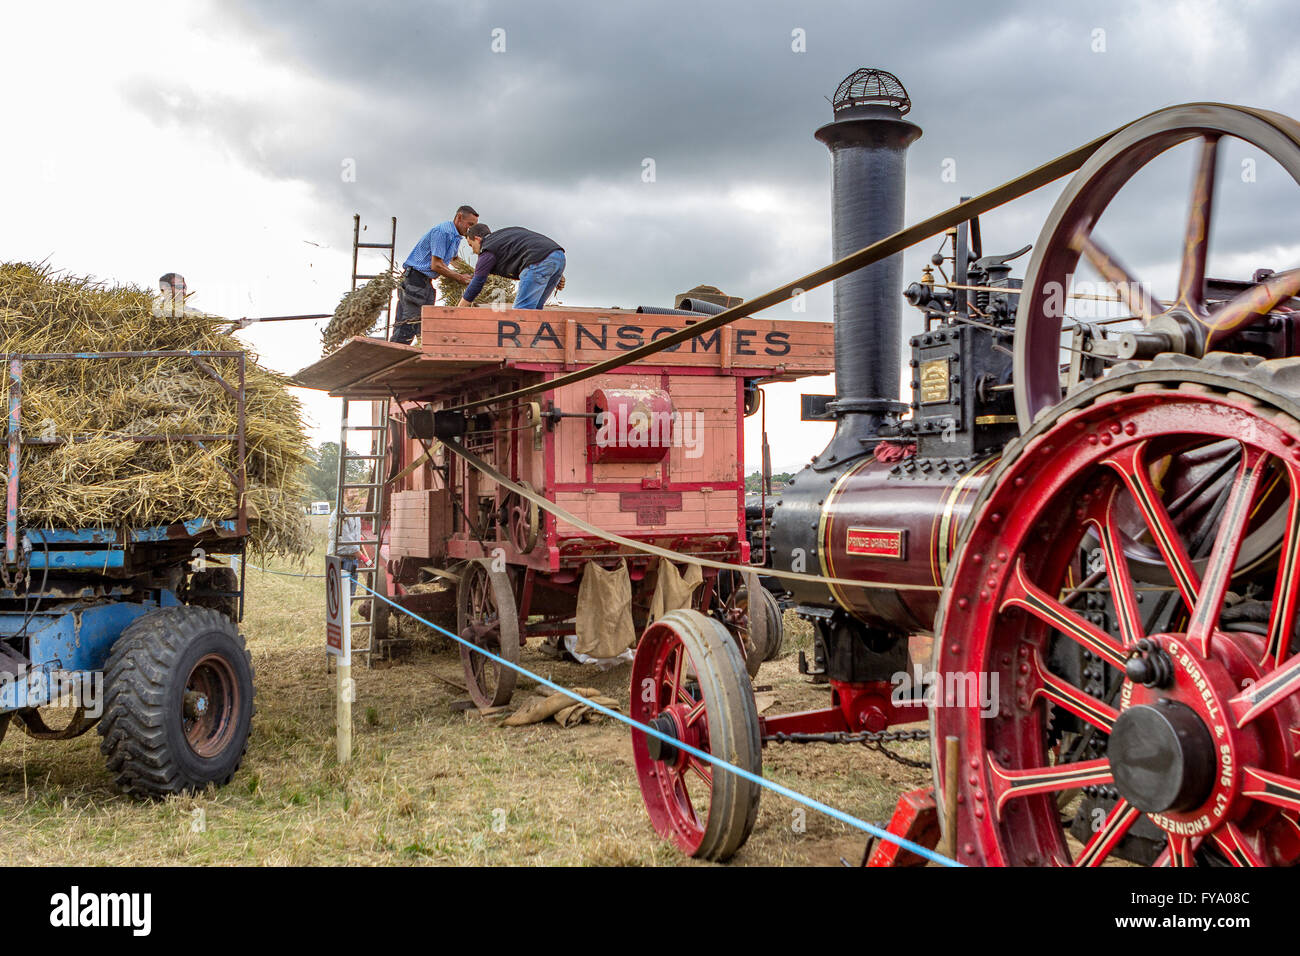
436, 258, 516, 308
0, 262, 311, 558
320, 270, 401, 354
0, 523, 930, 865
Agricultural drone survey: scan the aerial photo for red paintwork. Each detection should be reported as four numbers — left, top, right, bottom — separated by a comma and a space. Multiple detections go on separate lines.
761, 678, 926, 737
868, 788, 941, 867
936, 388, 1300, 867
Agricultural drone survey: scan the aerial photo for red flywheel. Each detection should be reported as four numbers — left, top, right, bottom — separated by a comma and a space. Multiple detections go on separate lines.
936, 353, 1300, 866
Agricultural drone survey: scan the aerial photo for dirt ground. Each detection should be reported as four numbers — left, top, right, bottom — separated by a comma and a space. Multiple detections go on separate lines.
0, 529, 933, 866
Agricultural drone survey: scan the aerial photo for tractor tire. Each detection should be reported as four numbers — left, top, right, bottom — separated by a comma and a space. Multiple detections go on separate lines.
186, 566, 240, 623
98, 606, 254, 799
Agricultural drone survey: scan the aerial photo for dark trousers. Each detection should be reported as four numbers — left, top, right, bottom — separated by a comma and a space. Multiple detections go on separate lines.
393, 268, 435, 344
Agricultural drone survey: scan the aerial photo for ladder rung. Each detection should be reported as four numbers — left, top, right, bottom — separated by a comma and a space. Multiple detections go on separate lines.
355, 242, 394, 250
343, 482, 383, 489
338, 540, 378, 547
343, 454, 384, 460
342, 425, 385, 432
354, 273, 386, 280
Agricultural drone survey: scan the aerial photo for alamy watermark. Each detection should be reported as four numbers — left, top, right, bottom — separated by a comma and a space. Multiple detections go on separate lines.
593, 408, 704, 459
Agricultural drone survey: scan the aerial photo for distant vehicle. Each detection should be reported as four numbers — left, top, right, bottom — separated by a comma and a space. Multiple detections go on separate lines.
310, 501, 331, 515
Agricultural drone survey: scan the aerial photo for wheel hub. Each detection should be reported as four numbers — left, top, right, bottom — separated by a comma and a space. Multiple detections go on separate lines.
1109, 699, 1215, 813
645, 713, 682, 763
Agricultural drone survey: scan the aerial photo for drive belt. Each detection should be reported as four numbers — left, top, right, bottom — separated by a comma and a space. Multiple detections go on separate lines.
442, 438, 941, 592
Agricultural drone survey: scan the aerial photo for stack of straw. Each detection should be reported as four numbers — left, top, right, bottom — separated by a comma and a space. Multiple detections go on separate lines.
321, 268, 401, 354
436, 258, 517, 308
0, 262, 312, 558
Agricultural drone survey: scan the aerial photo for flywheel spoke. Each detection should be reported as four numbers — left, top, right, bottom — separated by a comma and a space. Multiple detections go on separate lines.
988, 757, 1113, 820
1185, 446, 1269, 655
1070, 230, 1162, 322
1207, 267, 1300, 345
1102, 441, 1201, 608
1074, 798, 1140, 867
1175, 135, 1220, 313
1002, 560, 1127, 669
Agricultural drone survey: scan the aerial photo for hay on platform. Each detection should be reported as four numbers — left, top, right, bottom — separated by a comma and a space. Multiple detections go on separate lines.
0, 261, 312, 558
436, 258, 517, 308
321, 268, 401, 354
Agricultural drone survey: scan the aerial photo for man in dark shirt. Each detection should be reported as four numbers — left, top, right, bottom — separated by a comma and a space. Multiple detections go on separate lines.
458, 224, 565, 310
393, 204, 479, 343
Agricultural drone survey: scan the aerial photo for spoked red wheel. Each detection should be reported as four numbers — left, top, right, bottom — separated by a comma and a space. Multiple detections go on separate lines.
631, 609, 761, 861
456, 558, 519, 709
1014, 104, 1300, 429
936, 355, 1300, 866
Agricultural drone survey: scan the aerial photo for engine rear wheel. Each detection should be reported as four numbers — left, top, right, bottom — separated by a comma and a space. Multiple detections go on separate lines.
631, 609, 762, 861
936, 355, 1300, 866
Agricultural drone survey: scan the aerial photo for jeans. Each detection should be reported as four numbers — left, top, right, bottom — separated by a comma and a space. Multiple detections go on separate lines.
340, 556, 358, 597
513, 251, 565, 309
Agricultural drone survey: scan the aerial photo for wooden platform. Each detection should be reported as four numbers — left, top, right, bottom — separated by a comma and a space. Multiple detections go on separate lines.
294, 306, 833, 398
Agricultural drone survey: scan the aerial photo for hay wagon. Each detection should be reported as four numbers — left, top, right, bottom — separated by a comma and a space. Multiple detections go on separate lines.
0, 349, 255, 797
296, 302, 833, 704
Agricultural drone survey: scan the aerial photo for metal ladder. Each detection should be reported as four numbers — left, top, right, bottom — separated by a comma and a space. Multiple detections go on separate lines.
332, 398, 391, 666
351, 213, 398, 338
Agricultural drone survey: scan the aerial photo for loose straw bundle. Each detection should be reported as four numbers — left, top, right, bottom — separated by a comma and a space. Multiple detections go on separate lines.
436, 258, 517, 308
321, 268, 401, 354
0, 261, 312, 558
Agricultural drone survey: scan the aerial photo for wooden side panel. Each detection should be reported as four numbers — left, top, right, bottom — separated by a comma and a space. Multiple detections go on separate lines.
390, 489, 451, 559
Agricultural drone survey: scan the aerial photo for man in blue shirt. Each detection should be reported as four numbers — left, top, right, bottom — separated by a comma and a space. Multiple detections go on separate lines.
392, 204, 479, 344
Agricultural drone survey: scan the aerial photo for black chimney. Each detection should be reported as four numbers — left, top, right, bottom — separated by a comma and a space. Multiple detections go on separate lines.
812, 69, 921, 468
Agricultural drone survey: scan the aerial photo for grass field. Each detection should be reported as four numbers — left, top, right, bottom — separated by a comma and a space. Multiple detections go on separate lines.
0, 526, 932, 866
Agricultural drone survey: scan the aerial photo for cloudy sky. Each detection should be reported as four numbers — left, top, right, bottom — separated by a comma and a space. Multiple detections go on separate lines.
2, 0, 1298, 472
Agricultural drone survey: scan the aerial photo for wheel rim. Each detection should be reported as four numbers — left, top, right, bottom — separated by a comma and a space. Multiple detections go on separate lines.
632, 616, 730, 856
1014, 105, 1300, 430
183, 653, 240, 759
937, 376, 1300, 866
457, 560, 519, 708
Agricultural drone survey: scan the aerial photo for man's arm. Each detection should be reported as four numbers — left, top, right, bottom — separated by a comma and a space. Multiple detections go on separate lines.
458, 252, 496, 306
429, 256, 469, 283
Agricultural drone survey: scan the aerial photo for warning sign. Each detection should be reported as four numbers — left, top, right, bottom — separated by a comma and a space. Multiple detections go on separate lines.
325, 554, 351, 664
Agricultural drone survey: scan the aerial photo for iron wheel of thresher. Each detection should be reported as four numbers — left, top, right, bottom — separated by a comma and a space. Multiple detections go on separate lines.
505, 481, 541, 554
714, 569, 782, 676
631, 609, 762, 861
1013, 104, 1300, 587
934, 355, 1300, 866
456, 558, 520, 709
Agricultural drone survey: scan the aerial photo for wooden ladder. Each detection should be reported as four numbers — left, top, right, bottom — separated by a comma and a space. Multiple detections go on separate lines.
331, 397, 391, 666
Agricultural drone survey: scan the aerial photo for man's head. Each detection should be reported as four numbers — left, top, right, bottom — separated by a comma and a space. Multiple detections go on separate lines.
452, 205, 479, 235
466, 222, 491, 254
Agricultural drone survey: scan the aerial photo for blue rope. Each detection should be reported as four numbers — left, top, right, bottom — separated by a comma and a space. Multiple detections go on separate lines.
347, 573, 963, 868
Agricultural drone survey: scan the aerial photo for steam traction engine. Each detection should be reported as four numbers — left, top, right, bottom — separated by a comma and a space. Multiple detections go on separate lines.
295, 300, 833, 707
631, 69, 1300, 866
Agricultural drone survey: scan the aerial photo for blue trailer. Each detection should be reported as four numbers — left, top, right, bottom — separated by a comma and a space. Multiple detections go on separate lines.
1, 350, 255, 798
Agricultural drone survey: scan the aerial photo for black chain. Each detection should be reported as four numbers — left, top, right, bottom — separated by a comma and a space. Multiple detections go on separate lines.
767, 728, 931, 769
